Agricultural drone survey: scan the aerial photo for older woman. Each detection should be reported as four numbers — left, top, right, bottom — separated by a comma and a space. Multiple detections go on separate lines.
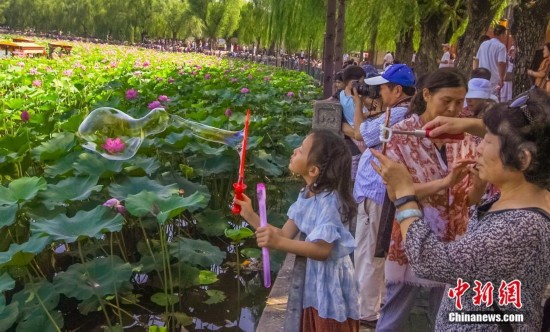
372, 88, 550, 331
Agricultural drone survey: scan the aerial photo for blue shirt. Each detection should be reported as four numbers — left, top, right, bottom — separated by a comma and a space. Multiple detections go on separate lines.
353, 105, 409, 204
339, 90, 355, 126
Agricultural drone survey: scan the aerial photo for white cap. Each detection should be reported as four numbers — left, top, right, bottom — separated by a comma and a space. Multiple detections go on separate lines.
465, 78, 492, 99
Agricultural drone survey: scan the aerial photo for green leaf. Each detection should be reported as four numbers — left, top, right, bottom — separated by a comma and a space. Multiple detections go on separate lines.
241, 248, 261, 259
186, 152, 237, 176
0, 205, 18, 228
195, 209, 229, 236
30, 206, 124, 243
169, 237, 226, 268
170, 263, 200, 289
0, 301, 18, 331
4, 177, 47, 203
39, 176, 102, 210
73, 152, 124, 177
251, 150, 283, 176
43, 151, 80, 178
150, 293, 179, 306
11, 281, 62, 332
31, 132, 76, 162
126, 191, 208, 224
224, 227, 254, 243
198, 270, 218, 285
0, 234, 51, 268
0, 273, 15, 293
53, 256, 133, 301
108, 177, 178, 200
168, 312, 193, 326
203, 290, 226, 305
123, 156, 160, 176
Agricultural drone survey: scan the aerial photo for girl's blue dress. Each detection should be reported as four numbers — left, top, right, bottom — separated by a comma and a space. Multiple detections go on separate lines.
287, 189, 360, 322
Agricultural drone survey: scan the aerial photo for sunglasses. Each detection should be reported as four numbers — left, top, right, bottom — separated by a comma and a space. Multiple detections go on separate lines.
508, 92, 534, 125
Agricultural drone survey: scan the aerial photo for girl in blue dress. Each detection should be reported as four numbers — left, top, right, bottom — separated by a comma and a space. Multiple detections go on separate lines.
234, 129, 360, 331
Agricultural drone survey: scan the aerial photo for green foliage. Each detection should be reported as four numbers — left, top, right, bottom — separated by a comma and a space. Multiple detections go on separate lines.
169, 237, 226, 268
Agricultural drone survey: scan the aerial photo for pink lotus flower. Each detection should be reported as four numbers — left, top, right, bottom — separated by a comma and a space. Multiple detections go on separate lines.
134, 71, 143, 77
21, 110, 30, 122
264, 76, 271, 82
240, 88, 249, 94
191, 71, 197, 75
102, 138, 126, 154
103, 198, 126, 214
29, 68, 38, 75
142, 60, 151, 67
168, 77, 175, 83
225, 108, 232, 117
205, 73, 211, 79
287, 91, 295, 98
148, 100, 162, 109
125, 88, 138, 100
63, 69, 73, 76
17, 61, 25, 67
110, 61, 118, 68
158, 95, 171, 103
247, 74, 253, 80
231, 78, 238, 83
32, 80, 42, 87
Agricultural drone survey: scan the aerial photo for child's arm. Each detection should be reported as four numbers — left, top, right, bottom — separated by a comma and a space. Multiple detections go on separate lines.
256, 220, 334, 261
234, 194, 300, 239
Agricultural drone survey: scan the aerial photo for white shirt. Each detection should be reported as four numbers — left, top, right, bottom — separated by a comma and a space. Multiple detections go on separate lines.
439, 51, 451, 68
476, 38, 507, 89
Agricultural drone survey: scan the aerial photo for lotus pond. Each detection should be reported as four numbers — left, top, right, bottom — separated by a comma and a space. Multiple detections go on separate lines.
0, 37, 320, 331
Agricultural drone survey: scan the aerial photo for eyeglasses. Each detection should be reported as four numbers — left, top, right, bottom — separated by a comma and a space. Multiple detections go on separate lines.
509, 92, 534, 125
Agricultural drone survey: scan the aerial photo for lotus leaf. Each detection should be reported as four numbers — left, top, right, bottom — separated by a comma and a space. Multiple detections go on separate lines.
168, 237, 225, 268
123, 156, 160, 176
224, 227, 254, 243
43, 151, 81, 178
0, 273, 15, 293
150, 292, 179, 306
0, 177, 47, 205
125, 191, 208, 224
53, 255, 132, 301
186, 152, 237, 176
241, 248, 261, 259
31, 132, 76, 162
39, 176, 102, 210
0, 234, 51, 267
167, 312, 193, 326
11, 281, 62, 332
251, 150, 284, 176
73, 152, 124, 177
198, 270, 218, 285
108, 176, 178, 200
195, 209, 229, 236
204, 290, 226, 305
0, 300, 18, 332
0, 205, 17, 228
30, 206, 124, 243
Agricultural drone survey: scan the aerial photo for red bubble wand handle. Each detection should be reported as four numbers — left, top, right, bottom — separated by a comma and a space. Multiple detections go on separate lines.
232, 109, 251, 214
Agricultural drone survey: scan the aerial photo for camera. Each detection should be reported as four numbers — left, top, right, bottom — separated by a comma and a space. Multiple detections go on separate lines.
352, 80, 381, 99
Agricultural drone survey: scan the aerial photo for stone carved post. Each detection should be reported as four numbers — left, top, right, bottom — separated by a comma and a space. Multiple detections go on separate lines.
312, 101, 342, 132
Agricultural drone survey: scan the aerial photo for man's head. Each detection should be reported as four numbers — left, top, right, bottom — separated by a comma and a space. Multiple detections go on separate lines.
465, 78, 496, 116
364, 64, 416, 106
442, 43, 450, 52
342, 65, 365, 88
493, 24, 507, 42
471, 67, 491, 80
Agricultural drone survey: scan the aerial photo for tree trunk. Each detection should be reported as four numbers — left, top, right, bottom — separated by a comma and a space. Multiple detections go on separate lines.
511, 0, 550, 95
333, 0, 345, 76
416, 15, 445, 76
322, 0, 337, 98
395, 28, 414, 67
455, 0, 498, 76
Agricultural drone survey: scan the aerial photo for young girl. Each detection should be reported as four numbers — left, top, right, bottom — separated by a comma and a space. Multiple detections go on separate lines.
234, 129, 360, 331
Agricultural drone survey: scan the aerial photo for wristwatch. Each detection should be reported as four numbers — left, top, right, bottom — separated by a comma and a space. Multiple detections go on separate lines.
394, 195, 418, 209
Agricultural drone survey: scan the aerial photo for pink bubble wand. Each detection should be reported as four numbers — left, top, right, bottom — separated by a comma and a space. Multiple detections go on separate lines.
256, 183, 271, 288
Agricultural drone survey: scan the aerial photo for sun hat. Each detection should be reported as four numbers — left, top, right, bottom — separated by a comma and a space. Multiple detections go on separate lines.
364, 64, 415, 87
465, 78, 495, 100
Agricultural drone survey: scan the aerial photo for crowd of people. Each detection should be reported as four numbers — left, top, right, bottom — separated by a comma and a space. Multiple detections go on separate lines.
236, 24, 550, 332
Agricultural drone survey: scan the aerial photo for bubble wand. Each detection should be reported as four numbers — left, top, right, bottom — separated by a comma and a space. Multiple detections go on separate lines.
256, 183, 271, 288
231, 109, 251, 214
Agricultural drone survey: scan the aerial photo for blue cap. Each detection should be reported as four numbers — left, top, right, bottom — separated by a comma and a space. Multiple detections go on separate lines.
364, 64, 415, 87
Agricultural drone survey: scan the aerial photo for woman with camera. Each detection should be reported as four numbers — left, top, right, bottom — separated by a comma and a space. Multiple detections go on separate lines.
372, 87, 550, 331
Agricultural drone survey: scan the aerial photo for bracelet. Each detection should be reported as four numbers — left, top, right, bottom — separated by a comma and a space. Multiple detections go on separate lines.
396, 209, 423, 224
393, 195, 418, 209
